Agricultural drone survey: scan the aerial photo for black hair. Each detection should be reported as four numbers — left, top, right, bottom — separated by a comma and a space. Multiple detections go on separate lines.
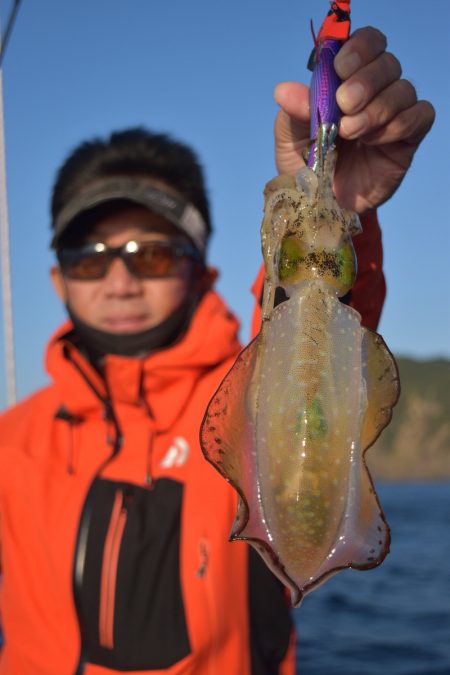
51, 128, 212, 240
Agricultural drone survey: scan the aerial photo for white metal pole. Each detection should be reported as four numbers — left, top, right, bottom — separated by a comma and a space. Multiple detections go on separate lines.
0, 58, 17, 406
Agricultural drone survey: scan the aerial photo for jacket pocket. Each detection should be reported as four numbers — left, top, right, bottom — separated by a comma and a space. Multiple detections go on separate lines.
75, 477, 191, 670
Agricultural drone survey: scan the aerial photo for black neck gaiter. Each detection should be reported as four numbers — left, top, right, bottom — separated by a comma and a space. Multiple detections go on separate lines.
67, 298, 196, 361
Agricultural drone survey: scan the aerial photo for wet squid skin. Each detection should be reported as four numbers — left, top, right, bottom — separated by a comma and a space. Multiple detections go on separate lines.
200, 152, 400, 607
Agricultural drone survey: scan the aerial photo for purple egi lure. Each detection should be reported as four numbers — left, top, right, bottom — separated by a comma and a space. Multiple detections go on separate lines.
307, 1, 351, 170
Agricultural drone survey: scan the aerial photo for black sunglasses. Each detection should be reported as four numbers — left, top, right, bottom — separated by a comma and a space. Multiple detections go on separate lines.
57, 239, 202, 280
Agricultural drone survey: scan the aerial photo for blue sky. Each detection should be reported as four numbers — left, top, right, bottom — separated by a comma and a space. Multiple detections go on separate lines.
0, 0, 449, 408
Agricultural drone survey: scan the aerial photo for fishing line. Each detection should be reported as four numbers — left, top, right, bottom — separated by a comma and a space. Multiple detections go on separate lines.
0, 0, 22, 67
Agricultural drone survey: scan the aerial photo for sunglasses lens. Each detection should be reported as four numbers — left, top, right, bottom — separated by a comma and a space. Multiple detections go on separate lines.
59, 249, 109, 280
129, 243, 179, 278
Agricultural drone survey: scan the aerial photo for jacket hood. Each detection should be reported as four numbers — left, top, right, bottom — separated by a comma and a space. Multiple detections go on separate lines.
45, 290, 241, 431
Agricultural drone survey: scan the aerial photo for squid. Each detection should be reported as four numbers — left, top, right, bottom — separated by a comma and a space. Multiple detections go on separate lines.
200, 0, 400, 607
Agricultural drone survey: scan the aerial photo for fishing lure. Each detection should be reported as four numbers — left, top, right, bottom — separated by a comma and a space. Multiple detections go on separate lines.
200, 0, 399, 607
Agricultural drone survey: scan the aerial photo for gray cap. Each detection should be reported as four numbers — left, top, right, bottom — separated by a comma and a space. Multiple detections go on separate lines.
51, 176, 208, 255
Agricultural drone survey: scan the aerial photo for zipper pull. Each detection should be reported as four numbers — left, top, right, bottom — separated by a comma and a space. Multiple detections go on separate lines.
145, 428, 154, 487
196, 538, 209, 578
54, 405, 84, 475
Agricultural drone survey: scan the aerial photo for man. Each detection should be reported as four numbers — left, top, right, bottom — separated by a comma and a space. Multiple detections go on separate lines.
0, 27, 434, 675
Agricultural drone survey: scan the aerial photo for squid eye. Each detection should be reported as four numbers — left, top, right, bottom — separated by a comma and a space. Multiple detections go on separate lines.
278, 237, 305, 282
337, 241, 357, 291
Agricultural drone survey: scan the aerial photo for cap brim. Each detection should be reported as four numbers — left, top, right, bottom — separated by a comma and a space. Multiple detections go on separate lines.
51, 176, 207, 254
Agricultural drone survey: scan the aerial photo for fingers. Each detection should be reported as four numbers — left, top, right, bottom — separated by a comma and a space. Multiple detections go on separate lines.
335, 26, 401, 123
336, 51, 402, 115
339, 78, 416, 139
334, 26, 388, 79
358, 99, 436, 151
334, 25, 435, 152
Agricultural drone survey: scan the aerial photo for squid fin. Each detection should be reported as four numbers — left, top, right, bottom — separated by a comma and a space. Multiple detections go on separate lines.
303, 329, 400, 586
200, 336, 266, 541
361, 329, 400, 452
334, 329, 400, 572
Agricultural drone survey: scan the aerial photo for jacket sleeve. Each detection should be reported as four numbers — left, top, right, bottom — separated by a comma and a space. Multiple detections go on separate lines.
250, 209, 385, 336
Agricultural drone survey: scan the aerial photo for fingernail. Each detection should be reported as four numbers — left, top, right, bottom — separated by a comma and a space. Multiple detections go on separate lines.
335, 50, 361, 79
337, 82, 365, 112
340, 112, 369, 138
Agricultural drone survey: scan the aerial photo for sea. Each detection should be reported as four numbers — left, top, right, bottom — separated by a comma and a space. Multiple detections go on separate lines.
293, 481, 450, 675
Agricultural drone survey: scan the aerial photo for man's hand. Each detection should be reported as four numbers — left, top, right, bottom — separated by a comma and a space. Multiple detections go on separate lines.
274, 27, 435, 213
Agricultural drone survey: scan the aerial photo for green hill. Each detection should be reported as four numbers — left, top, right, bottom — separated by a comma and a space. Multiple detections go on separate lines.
366, 357, 450, 480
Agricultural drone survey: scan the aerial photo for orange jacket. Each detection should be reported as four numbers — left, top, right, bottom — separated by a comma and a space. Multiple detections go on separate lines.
0, 290, 297, 674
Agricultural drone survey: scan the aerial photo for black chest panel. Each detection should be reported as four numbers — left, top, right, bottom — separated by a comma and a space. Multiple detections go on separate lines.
75, 476, 191, 671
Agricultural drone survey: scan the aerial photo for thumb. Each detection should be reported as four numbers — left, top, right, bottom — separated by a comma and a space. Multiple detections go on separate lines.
274, 82, 311, 175
274, 82, 310, 121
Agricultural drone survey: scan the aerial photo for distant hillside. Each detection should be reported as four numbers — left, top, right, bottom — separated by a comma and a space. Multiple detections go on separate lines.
366, 357, 450, 480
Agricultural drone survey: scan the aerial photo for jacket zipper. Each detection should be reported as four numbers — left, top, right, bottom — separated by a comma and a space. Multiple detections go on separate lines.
99, 488, 128, 649
69, 380, 123, 673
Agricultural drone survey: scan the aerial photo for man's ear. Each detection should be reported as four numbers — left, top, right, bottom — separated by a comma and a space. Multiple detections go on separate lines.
50, 266, 68, 303
194, 265, 218, 294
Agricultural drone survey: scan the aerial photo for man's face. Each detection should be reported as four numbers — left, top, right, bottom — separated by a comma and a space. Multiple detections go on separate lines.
51, 205, 196, 334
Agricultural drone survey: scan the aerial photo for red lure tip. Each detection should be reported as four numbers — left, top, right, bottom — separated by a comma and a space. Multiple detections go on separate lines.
308, 1, 350, 70
317, 1, 351, 43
